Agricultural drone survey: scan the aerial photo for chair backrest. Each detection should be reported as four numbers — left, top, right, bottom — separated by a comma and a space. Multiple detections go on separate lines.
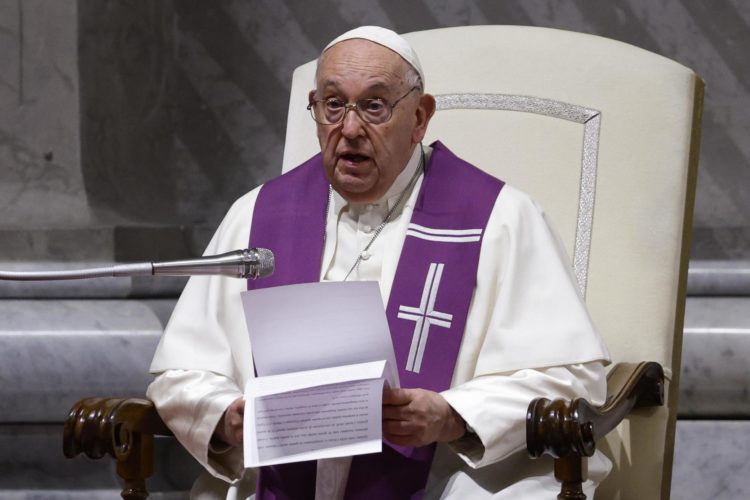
282, 25, 703, 500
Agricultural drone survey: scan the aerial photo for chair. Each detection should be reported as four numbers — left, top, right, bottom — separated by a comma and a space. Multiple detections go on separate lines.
64, 25, 703, 499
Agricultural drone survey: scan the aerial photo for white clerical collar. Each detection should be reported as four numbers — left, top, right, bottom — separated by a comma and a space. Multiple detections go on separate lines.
331, 144, 426, 215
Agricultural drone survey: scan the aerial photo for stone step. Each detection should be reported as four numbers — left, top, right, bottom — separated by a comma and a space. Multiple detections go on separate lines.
0, 224, 215, 299
687, 260, 750, 296
2, 296, 749, 422
0, 299, 174, 423
0, 266, 188, 299
0, 425, 201, 494
671, 420, 750, 499
2, 420, 747, 499
679, 297, 750, 417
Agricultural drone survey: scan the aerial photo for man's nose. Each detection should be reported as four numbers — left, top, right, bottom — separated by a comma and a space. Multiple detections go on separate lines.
340, 105, 365, 138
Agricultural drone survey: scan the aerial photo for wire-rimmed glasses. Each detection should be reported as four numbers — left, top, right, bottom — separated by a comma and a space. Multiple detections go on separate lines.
307, 86, 420, 125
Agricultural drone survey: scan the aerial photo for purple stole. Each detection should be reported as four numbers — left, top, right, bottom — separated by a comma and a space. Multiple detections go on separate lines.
248, 142, 504, 499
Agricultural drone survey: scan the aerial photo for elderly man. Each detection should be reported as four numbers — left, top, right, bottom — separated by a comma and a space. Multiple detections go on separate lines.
148, 26, 610, 499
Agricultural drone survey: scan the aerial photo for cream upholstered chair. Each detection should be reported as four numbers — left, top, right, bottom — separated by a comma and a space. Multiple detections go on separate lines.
64, 26, 703, 499
283, 25, 703, 499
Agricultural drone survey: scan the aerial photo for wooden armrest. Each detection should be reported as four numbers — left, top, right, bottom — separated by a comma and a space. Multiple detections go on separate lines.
525, 361, 665, 499
527, 361, 664, 459
63, 397, 172, 500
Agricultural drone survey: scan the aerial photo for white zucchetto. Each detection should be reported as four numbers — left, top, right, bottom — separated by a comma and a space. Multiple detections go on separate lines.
323, 26, 425, 88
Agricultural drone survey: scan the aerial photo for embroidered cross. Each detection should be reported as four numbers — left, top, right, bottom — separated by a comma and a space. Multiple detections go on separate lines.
397, 263, 453, 373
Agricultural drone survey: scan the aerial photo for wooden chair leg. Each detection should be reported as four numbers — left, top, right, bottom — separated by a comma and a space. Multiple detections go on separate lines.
554, 454, 586, 500
64, 398, 170, 500
115, 429, 153, 500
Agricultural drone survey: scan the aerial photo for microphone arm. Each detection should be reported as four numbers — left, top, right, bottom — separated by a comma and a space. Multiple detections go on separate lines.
0, 248, 274, 281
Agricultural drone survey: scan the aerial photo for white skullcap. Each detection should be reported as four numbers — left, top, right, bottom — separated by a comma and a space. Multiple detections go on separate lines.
323, 26, 425, 88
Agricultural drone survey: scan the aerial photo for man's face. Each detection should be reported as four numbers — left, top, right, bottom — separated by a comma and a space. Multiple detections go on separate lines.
312, 39, 435, 203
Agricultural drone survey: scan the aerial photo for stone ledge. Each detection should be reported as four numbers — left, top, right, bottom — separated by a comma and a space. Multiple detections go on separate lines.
1, 295, 749, 422
0, 265, 188, 299
0, 425, 200, 492
679, 297, 750, 417
0, 224, 218, 298
2, 420, 745, 499
0, 299, 174, 422
687, 260, 750, 296
0, 226, 214, 262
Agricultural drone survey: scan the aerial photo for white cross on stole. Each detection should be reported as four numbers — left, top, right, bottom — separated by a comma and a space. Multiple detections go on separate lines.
397, 262, 454, 373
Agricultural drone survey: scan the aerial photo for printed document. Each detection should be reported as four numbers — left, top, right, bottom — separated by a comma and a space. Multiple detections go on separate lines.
240, 281, 398, 467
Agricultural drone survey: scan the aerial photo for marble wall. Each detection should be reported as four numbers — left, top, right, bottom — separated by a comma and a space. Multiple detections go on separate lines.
0, 0, 748, 263
0, 0, 89, 230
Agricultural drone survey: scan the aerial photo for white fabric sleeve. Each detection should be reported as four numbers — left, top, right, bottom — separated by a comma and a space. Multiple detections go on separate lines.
146, 369, 245, 481
146, 189, 263, 483
149, 188, 260, 378
441, 361, 606, 467
462, 186, 609, 379
442, 185, 610, 468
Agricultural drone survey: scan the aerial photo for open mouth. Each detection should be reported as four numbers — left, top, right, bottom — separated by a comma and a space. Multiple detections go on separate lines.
340, 153, 370, 163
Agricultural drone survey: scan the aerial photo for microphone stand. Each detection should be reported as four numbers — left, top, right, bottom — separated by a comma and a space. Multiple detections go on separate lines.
0, 248, 274, 281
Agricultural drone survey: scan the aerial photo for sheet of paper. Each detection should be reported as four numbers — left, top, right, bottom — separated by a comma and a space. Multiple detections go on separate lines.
244, 361, 388, 467
241, 280, 399, 387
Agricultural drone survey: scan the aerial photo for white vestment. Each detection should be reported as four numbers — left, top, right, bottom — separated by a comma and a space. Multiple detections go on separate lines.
148, 146, 611, 499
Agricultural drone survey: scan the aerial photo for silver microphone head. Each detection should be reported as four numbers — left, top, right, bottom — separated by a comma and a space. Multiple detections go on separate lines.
246, 248, 274, 279
149, 248, 274, 279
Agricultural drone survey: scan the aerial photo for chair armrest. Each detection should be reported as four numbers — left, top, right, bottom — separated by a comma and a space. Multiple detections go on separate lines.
526, 361, 665, 459
63, 397, 172, 500
525, 362, 664, 500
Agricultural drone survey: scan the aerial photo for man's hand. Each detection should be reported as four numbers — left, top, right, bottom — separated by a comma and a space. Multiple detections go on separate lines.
214, 398, 245, 447
382, 387, 466, 447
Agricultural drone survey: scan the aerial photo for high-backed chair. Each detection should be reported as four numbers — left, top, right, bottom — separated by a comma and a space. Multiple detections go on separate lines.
65, 26, 703, 499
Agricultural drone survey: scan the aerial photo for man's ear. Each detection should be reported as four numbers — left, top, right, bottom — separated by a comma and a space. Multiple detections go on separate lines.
308, 90, 316, 105
412, 93, 436, 144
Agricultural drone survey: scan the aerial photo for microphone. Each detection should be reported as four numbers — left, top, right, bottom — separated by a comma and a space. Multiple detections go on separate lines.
152, 248, 274, 279
0, 248, 274, 281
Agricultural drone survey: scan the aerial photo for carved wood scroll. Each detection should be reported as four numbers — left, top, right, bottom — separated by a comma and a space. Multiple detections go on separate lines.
63, 397, 171, 500
526, 361, 665, 500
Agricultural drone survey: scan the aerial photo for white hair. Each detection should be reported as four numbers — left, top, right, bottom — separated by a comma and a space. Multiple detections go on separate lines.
404, 66, 423, 92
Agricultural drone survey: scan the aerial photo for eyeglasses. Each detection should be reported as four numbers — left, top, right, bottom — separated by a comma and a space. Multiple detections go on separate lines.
307, 86, 420, 125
